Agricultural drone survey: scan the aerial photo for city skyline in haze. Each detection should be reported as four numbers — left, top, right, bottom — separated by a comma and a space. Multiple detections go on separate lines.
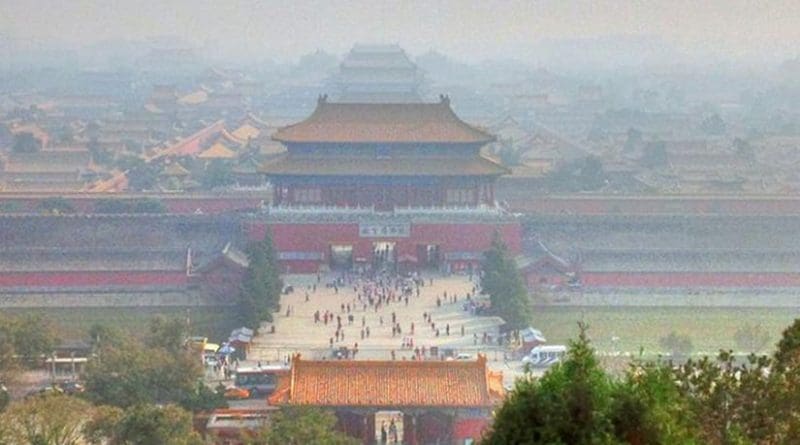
1, 0, 799, 67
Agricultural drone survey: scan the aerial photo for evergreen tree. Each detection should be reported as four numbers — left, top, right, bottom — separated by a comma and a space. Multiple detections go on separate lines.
237, 228, 283, 329
481, 232, 531, 330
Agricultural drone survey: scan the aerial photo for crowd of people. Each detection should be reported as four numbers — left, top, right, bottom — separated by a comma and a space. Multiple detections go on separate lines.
292, 269, 492, 361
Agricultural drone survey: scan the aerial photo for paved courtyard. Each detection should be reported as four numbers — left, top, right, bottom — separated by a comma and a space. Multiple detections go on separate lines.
249, 273, 507, 364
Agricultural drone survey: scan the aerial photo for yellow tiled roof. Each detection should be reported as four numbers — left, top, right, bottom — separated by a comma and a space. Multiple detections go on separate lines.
231, 124, 261, 142
198, 142, 236, 159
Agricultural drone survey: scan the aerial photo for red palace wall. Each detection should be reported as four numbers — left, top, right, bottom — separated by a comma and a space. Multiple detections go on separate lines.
246, 221, 522, 273
0, 271, 189, 288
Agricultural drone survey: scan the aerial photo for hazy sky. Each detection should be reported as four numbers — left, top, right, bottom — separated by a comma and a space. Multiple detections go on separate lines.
2, 0, 799, 62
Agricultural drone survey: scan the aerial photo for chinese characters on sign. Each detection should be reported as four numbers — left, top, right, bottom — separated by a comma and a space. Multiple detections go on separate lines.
358, 223, 411, 238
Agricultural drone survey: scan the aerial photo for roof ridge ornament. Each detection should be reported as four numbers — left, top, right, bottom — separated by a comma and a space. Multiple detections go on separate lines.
439, 94, 450, 106
318, 94, 328, 105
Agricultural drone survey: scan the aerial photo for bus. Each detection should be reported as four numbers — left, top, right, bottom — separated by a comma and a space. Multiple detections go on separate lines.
233, 365, 289, 396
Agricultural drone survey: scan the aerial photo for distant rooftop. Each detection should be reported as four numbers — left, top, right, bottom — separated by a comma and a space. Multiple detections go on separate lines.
336, 43, 423, 103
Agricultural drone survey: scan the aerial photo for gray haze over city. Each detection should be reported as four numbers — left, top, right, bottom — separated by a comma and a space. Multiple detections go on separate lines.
5, 1, 800, 442
3, 0, 800, 67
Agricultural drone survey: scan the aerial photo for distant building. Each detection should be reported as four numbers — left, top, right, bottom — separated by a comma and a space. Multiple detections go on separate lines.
335, 44, 424, 103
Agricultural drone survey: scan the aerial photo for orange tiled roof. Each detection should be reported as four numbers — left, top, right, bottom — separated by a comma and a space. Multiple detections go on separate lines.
259, 155, 509, 177
268, 354, 501, 408
272, 97, 495, 144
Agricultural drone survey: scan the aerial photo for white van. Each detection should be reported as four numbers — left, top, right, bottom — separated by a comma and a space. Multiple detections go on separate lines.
521, 345, 567, 367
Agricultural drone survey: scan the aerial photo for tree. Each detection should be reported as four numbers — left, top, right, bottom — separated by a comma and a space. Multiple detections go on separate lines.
237, 229, 284, 329
81, 317, 218, 411
144, 315, 189, 355
483, 324, 698, 445
658, 331, 693, 362
732, 137, 754, 159
0, 313, 57, 369
733, 323, 771, 354
105, 404, 204, 445
12, 131, 42, 153
201, 160, 235, 189
700, 113, 727, 135
623, 127, 643, 154
480, 232, 531, 330
545, 156, 607, 192
485, 319, 800, 445
57, 125, 75, 145
38, 197, 75, 214
774, 318, 800, 370
246, 407, 359, 445
0, 394, 94, 445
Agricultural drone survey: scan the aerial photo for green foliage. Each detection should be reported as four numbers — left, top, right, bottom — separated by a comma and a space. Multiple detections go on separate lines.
38, 197, 75, 214
237, 229, 283, 330
545, 155, 607, 192
12, 131, 42, 153
104, 404, 204, 445
0, 394, 93, 445
201, 159, 235, 189
701, 113, 727, 135
486, 318, 800, 445
0, 313, 57, 372
247, 407, 359, 445
481, 232, 531, 330
485, 324, 698, 445
81, 316, 221, 412
774, 318, 800, 370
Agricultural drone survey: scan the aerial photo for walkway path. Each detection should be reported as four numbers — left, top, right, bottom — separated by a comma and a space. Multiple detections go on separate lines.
249, 273, 505, 363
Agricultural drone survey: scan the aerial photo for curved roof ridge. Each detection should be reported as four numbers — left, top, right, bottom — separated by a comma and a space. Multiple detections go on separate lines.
272, 96, 495, 144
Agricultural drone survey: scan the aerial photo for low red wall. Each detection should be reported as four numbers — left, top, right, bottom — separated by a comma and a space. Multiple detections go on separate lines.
0, 271, 189, 287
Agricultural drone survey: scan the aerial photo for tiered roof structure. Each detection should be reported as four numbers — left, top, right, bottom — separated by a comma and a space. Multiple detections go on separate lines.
263, 95, 505, 181
336, 44, 424, 103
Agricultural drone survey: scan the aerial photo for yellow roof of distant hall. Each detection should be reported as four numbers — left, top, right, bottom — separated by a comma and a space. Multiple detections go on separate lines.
161, 162, 191, 177
231, 123, 260, 142
198, 142, 236, 159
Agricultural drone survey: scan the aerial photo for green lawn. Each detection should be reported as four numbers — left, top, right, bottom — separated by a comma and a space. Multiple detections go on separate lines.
531, 306, 800, 356
1, 306, 241, 344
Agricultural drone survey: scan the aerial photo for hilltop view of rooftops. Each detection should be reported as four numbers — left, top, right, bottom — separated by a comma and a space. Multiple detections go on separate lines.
4, 1, 800, 444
